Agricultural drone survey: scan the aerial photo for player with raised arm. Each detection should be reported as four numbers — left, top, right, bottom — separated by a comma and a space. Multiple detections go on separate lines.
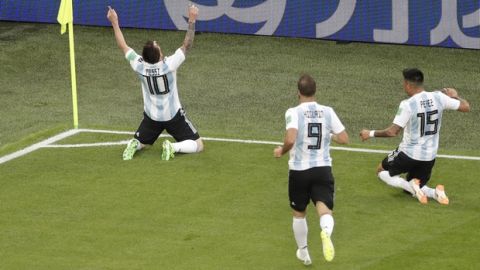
107, 5, 203, 161
360, 68, 470, 204
274, 74, 349, 265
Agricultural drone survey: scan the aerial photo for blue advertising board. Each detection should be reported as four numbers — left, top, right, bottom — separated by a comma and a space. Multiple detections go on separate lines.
1, 0, 479, 49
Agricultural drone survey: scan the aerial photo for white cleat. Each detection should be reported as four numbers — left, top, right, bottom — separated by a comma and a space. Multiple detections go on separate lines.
296, 247, 312, 266
434, 185, 449, 205
409, 179, 427, 204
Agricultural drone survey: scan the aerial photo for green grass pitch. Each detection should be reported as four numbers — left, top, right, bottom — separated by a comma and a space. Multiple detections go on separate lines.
0, 21, 479, 269
0, 132, 479, 269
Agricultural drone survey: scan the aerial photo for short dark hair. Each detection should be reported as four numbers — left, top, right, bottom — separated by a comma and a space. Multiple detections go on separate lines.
142, 41, 160, 64
402, 68, 424, 85
297, 74, 316, 97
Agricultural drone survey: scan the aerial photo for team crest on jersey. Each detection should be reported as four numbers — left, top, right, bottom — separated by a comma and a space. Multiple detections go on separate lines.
396, 107, 403, 116
286, 115, 292, 125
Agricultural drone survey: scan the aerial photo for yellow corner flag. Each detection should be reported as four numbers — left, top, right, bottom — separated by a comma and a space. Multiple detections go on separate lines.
57, 0, 73, 34
57, 0, 79, 129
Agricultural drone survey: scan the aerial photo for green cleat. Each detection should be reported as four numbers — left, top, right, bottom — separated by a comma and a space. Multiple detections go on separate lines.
123, 139, 139, 160
320, 230, 335, 262
162, 140, 175, 161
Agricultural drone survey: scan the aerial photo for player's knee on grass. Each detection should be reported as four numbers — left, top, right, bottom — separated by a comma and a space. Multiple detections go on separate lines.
407, 174, 429, 188
196, 138, 204, 152
376, 163, 385, 175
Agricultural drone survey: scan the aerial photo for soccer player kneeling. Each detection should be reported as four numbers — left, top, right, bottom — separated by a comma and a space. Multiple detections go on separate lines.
360, 68, 470, 205
107, 5, 203, 161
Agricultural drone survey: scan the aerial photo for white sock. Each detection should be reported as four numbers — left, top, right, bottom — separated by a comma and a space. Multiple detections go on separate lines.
421, 185, 436, 198
134, 139, 143, 150
292, 217, 308, 249
378, 171, 413, 194
320, 214, 334, 237
129, 139, 143, 150
172, 140, 198, 153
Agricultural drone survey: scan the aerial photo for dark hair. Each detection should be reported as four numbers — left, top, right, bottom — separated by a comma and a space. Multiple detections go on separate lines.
297, 74, 316, 97
142, 41, 160, 64
402, 68, 424, 85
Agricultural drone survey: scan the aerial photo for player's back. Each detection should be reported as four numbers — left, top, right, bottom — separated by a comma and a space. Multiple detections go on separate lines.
286, 102, 344, 171
398, 91, 453, 160
126, 48, 185, 121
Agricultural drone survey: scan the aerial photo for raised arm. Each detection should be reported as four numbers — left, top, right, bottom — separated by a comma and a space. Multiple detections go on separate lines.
180, 5, 199, 55
107, 6, 130, 55
442, 88, 470, 112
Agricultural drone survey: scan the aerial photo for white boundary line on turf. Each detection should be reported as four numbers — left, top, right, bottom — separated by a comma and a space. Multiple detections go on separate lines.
43, 140, 131, 148
0, 129, 81, 165
1, 128, 480, 164
66, 129, 480, 160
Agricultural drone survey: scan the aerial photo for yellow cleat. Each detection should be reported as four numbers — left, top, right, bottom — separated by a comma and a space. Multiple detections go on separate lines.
123, 139, 139, 160
320, 230, 335, 262
162, 140, 175, 161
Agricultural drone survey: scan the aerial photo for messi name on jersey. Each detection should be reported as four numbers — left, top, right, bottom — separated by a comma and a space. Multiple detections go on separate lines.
146, 68, 163, 76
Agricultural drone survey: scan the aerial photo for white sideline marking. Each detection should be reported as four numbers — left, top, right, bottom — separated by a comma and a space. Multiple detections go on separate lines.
46, 139, 480, 161
202, 136, 280, 145
43, 140, 131, 148
1, 128, 479, 164
77, 128, 133, 135
0, 129, 80, 165
70, 129, 480, 160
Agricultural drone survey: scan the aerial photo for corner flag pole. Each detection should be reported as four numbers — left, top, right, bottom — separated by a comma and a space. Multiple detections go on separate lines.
68, 21, 79, 129
57, 0, 79, 129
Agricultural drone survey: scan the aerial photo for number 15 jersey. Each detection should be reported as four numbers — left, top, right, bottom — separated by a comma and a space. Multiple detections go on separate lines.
285, 102, 345, 171
125, 48, 185, 122
394, 91, 460, 161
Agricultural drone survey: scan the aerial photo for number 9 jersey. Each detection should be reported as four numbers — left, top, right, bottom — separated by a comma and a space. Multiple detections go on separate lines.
125, 48, 185, 122
285, 102, 345, 171
393, 91, 460, 161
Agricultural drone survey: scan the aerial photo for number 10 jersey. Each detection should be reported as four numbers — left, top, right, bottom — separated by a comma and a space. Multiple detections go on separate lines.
125, 48, 185, 122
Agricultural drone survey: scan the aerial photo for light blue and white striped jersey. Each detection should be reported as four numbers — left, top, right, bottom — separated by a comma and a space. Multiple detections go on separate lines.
285, 102, 345, 171
394, 91, 460, 161
125, 48, 185, 121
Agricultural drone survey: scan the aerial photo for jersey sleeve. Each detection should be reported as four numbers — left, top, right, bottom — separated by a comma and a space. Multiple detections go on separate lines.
438, 92, 461, 110
165, 48, 186, 72
285, 108, 298, 130
125, 49, 142, 72
330, 109, 345, 134
392, 100, 411, 128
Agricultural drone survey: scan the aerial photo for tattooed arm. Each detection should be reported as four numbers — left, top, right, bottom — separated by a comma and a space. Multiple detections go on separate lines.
181, 5, 199, 55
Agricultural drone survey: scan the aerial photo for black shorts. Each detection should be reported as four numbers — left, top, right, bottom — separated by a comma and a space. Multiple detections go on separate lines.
288, 166, 335, 212
134, 109, 200, 145
381, 149, 435, 187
